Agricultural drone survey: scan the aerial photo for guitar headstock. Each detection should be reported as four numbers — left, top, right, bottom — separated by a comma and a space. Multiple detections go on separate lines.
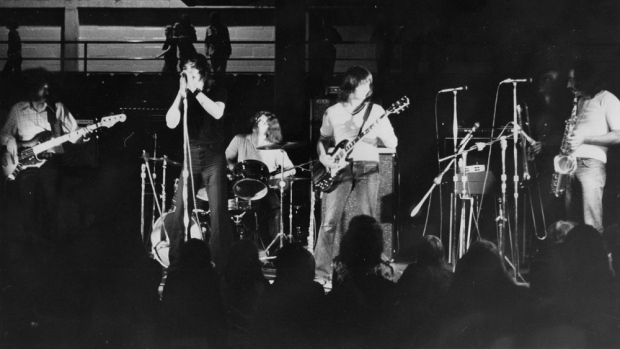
387, 96, 410, 115
99, 114, 127, 128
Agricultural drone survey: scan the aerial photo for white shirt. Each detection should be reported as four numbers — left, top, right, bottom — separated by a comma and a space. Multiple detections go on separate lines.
573, 90, 620, 163
225, 133, 294, 173
320, 102, 398, 162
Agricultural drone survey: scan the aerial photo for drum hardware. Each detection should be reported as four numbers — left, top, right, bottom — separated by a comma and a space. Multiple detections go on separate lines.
232, 159, 269, 200
255, 141, 307, 151
265, 149, 292, 254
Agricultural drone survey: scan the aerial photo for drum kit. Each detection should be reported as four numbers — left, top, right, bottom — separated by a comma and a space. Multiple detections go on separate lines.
142, 142, 312, 267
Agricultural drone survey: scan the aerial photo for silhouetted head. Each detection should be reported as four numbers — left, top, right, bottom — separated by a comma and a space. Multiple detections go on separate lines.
224, 239, 265, 289
414, 235, 446, 266
6, 19, 19, 30
275, 243, 315, 283
210, 12, 222, 25
178, 238, 212, 269
338, 215, 384, 271
546, 220, 576, 244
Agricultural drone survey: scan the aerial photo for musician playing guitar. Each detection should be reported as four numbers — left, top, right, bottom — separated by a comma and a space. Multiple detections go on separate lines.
0, 68, 91, 242
314, 66, 397, 283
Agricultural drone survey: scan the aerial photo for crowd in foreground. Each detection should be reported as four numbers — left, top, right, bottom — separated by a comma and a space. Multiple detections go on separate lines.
2, 214, 620, 349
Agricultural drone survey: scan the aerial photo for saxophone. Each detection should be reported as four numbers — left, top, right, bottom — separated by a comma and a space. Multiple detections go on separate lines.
551, 97, 579, 197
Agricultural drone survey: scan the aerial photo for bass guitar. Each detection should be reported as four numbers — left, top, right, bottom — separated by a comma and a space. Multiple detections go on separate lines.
312, 97, 409, 192
2, 114, 126, 180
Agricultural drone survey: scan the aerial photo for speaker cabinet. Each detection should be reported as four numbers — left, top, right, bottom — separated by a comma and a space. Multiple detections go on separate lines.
319, 148, 398, 259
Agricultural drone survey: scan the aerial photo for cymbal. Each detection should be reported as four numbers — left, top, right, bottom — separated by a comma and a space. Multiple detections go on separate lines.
268, 175, 310, 182
256, 141, 307, 150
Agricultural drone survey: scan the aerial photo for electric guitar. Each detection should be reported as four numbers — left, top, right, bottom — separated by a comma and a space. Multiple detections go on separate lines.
312, 97, 409, 192
2, 114, 126, 180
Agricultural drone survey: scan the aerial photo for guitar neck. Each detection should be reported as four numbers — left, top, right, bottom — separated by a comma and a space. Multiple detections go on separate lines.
342, 112, 390, 155
30, 123, 97, 156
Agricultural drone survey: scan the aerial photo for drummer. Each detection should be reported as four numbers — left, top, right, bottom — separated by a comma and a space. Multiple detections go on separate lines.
225, 111, 296, 245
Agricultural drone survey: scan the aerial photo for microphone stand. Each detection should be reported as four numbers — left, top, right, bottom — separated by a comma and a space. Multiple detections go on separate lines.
510, 82, 521, 278
181, 94, 190, 241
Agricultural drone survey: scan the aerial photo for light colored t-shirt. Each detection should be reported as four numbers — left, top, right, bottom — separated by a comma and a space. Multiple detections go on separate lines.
319, 102, 398, 162
225, 133, 294, 173
573, 90, 620, 163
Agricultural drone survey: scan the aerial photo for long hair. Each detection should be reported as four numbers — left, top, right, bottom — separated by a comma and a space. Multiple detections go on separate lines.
337, 66, 373, 102
250, 111, 283, 143
183, 54, 214, 89
572, 59, 606, 97
223, 239, 266, 292
414, 235, 447, 267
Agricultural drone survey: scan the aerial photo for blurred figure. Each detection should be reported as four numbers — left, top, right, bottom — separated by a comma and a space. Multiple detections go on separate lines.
308, 16, 342, 97
159, 239, 226, 348
220, 239, 268, 349
157, 25, 178, 73
523, 63, 572, 231
176, 15, 197, 71
204, 12, 232, 76
322, 215, 396, 349
2, 19, 21, 75
391, 235, 453, 347
251, 243, 324, 349
439, 239, 535, 347
529, 220, 575, 300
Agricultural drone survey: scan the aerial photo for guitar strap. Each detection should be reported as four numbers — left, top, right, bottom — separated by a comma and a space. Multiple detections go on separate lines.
45, 103, 63, 137
357, 102, 373, 137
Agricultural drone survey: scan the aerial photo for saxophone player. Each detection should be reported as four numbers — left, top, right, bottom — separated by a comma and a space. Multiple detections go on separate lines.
564, 59, 620, 232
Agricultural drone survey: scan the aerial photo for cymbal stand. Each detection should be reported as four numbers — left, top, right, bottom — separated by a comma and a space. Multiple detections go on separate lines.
289, 177, 295, 242
307, 161, 316, 253
140, 164, 146, 243
497, 136, 508, 262
265, 149, 289, 254
161, 157, 167, 212
151, 133, 158, 227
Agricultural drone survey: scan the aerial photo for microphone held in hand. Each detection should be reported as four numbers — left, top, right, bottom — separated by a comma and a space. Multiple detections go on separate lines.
438, 86, 468, 93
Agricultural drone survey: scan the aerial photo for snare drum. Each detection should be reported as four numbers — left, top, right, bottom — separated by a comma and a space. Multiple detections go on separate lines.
232, 160, 269, 200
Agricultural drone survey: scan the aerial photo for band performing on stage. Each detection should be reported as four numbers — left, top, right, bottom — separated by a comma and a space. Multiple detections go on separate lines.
3, 48, 620, 347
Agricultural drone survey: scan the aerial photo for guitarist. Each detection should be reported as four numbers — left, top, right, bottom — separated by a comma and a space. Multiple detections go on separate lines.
0, 68, 89, 241
564, 59, 620, 233
314, 66, 398, 283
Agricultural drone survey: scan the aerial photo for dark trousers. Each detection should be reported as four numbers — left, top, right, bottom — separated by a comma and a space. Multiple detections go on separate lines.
169, 145, 233, 273
14, 159, 61, 240
2, 55, 22, 75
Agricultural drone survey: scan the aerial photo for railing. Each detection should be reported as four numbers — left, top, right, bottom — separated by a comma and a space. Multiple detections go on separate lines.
0, 39, 378, 74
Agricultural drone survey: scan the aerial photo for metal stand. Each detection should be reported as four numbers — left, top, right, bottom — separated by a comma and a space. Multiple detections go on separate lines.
265, 149, 289, 254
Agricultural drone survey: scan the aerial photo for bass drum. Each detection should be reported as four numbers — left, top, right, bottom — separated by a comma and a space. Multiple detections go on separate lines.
232, 159, 269, 200
150, 210, 211, 268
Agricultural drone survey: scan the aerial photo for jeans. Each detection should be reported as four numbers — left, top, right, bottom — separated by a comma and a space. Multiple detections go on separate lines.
170, 144, 233, 272
565, 158, 606, 232
314, 161, 380, 280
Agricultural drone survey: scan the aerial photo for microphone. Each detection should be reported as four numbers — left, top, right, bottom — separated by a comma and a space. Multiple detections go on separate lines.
514, 125, 537, 146
501, 78, 532, 84
457, 122, 480, 151
438, 86, 468, 93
